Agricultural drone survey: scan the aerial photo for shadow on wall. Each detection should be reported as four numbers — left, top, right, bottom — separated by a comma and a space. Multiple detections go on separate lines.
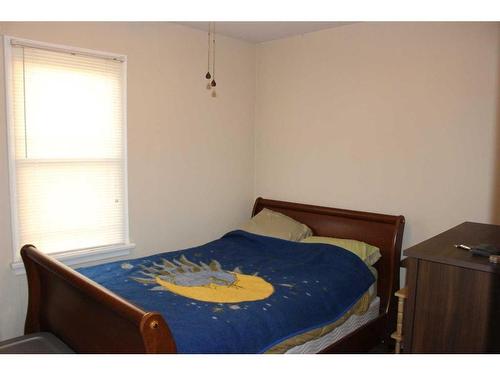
493, 33, 500, 225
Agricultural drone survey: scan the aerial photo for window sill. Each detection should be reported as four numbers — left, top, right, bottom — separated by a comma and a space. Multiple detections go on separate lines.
11, 243, 135, 275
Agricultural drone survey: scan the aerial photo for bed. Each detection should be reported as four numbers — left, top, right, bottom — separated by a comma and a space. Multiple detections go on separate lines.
20, 197, 405, 353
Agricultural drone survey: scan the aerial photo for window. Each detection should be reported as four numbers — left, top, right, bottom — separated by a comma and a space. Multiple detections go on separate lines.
4, 36, 132, 268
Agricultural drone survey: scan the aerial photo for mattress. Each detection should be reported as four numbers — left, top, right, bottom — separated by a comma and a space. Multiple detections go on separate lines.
285, 296, 380, 354
264, 267, 378, 353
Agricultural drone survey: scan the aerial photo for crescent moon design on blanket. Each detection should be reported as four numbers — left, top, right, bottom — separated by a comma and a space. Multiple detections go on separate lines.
128, 255, 274, 303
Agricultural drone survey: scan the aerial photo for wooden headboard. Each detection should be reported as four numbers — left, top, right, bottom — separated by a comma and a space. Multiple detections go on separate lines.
253, 197, 405, 327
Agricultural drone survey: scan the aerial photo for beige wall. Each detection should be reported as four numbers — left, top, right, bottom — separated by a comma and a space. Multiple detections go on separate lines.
255, 22, 500, 250
0, 22, 256, 340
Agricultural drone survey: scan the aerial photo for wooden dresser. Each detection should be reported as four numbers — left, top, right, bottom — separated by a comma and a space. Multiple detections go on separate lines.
402, 222, 500, 353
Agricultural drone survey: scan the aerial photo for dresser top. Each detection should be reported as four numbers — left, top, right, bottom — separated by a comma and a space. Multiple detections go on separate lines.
404, 222, 500, 274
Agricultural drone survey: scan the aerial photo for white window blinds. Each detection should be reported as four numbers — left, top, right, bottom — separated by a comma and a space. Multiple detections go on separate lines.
6, 39, 128, 259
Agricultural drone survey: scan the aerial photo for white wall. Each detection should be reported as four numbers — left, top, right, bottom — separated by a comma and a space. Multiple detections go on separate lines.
255, 22, 500, 249
0, 22, 256, 340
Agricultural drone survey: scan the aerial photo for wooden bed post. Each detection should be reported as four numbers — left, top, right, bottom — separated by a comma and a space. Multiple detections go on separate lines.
21, 244, 42, 334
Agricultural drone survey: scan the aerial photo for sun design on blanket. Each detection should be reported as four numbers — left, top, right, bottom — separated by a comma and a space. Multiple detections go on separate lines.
129, 255, 274, 303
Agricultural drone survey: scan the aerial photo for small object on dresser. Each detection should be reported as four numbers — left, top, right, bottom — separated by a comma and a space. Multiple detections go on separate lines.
454, 244, 471, 250
454, 243, 500, 257
470, 244, 500, 257
490, 255, 500, 264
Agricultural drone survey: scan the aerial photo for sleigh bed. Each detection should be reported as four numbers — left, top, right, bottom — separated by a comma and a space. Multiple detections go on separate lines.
21, 197, 405, 353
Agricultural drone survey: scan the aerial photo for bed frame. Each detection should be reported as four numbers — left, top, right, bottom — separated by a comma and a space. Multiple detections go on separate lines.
21, 197, 405, 353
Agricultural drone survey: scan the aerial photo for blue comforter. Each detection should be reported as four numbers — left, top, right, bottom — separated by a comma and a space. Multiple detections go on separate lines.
77, 230, 374, 353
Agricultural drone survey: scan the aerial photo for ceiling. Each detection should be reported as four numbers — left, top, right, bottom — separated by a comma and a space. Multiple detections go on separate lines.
177, 22, 355, 43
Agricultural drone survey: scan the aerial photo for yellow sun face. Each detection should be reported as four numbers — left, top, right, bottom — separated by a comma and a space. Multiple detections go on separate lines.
129, 256, 275, 303
155, 272, 274, 303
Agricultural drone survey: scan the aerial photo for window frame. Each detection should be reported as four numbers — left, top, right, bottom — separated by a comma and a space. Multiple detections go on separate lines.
3, 35, 134, 273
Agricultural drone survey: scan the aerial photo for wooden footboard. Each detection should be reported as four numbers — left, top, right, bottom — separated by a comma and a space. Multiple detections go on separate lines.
21, 244, 177, 353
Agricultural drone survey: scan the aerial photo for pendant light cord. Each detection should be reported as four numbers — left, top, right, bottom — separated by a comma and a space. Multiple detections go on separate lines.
212, 22, 216, 79
207, 22, 211, 77
211, 22, 217, 87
